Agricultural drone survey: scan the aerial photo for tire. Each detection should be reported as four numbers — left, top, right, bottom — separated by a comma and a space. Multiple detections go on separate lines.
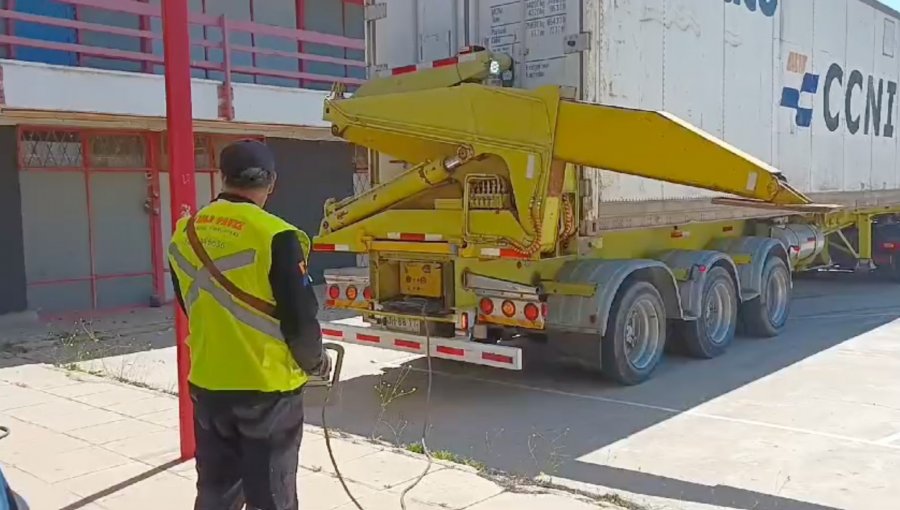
679, 266, 738, 358
740, 255, 791, 338
601, 280, 667, 385
887, 256, 900, 282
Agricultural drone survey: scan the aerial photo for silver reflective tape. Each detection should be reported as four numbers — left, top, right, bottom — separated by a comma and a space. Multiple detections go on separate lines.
168, 244, 283, 339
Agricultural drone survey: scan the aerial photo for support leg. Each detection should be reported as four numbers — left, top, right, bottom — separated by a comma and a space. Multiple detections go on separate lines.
856, 214, 875, 271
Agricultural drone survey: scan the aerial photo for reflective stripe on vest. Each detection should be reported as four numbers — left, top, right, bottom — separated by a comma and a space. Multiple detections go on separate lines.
167, 243, 284, 340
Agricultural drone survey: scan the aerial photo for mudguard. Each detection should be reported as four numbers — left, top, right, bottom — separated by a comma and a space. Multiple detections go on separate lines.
710, 236, 790, 301
544, 259, 683, 335
657, 250, 742, 320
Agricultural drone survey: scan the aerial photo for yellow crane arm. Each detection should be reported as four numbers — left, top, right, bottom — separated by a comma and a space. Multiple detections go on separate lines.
553, 101, 810, 205
318, 53, 813, 242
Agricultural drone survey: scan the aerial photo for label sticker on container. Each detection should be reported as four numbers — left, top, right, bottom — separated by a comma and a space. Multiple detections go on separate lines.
746, 171, 758, 191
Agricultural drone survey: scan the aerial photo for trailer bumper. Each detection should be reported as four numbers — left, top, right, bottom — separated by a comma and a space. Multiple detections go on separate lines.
321, 317, 523, 370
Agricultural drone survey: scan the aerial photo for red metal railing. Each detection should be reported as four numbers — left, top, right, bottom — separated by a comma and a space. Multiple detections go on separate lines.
0, 0, 366, 89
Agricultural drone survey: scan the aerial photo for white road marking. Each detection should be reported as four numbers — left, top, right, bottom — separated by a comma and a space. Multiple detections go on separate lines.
793, 311, 900, 320
398, 365, 900, 452
876, 430, 900, 446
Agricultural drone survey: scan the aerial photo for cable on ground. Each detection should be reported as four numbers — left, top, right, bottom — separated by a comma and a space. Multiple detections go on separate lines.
321, 305, 438, 510
399, 307, 435, 510
322, 363, 365, 510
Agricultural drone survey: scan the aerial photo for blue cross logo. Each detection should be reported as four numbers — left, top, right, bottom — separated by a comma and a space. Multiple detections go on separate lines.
780, 73, 820, 128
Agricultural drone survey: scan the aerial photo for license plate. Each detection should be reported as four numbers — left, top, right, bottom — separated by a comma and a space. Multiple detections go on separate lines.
385, 316, 421, 334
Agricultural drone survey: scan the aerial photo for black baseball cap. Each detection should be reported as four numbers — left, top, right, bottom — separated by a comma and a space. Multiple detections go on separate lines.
219, 139, 276, 188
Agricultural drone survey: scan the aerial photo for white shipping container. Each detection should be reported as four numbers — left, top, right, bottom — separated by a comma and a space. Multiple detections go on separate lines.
368, 0, 900, 229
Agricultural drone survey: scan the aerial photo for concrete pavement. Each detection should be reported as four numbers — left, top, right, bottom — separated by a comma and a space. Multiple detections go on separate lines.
0, 363, 630, 510
5, 277, 900, 509
27, 276, 900, 510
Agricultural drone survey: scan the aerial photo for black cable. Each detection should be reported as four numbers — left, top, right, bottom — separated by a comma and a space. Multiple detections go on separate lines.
321, 368, 365, 510
399, 307, 435, 510
321, 305, 437, 510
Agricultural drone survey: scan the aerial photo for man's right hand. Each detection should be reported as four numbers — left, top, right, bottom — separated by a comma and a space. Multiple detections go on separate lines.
312, 351, 332, 379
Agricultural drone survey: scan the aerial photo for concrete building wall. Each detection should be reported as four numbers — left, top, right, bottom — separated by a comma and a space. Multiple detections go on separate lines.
0, 127, 28, 315
4, 129, 356, 314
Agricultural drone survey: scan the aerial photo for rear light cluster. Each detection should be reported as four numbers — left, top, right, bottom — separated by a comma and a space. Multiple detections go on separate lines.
477, 296, 548, 325
457, 311, 470, 332
326, 284, 374, 305
479, 298, 494, 315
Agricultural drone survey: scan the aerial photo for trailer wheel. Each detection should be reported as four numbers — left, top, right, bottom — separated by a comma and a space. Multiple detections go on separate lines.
679, 266, 737, 358
602, 280, 667, 385
741, 255, 791, 337
887, 255, 900, 282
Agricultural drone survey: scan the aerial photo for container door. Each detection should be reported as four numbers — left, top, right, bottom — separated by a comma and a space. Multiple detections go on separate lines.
417, 0, 457, 61
475, 0, 582, 92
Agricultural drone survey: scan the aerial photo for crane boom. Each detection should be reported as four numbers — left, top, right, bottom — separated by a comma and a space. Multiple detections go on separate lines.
552, 100, 810, 205
318, 49, 813, 249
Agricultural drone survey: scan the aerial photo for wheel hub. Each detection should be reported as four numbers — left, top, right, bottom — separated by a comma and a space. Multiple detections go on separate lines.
765, 267, 789, 325
624, 297, 661, 370
704, 279, 735, 345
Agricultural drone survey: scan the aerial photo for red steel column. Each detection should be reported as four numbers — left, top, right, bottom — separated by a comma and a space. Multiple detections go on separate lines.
162, 0, 198, 461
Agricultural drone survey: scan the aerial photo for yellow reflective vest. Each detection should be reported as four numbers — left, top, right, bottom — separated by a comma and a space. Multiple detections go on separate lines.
168, 199, 312, 393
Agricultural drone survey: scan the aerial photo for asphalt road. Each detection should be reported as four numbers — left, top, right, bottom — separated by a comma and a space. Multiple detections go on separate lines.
305, 275, 900, 510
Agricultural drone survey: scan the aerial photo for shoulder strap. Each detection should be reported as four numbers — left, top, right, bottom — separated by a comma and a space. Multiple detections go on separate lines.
185, 215, 278, 319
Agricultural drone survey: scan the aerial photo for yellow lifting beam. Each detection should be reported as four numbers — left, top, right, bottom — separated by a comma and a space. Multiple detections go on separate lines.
319, 50, 813, 246
552, 101, 811, 206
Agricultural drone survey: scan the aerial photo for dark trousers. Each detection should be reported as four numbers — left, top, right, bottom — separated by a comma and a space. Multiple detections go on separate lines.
191, 386, 305, 510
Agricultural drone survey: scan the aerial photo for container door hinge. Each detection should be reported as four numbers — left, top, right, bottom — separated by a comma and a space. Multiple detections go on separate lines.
564, 32, 591, 54
366, 3, 387, 21
368, 63, 388, 78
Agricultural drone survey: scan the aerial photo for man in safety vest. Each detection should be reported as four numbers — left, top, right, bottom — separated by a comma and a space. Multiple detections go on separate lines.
168, 139, 329, 510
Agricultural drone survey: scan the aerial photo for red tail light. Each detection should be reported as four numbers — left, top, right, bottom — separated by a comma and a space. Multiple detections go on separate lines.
458, 312, 470, 331
345, 286, 358, 300
479, 298, 494, 315
541, 302, 549, 318
328, 285, 340, 299
501, 300, 516, 318
363, 287, 374, 300
524, 303, 540, 321
883, 242, 897, 251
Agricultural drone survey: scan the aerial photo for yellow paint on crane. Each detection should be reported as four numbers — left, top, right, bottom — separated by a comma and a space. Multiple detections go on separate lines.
315, 48, 822, 275
552, 101, 812, 206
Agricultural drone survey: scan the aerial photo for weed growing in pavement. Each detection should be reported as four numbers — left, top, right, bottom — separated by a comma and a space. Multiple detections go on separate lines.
404, 443, 487, 472
61, 362, 176, 396
47, 319, 167, 392
494, 474, 647, 510
371, 366, 418, 444
51, 320, 117, 361
527, 427, 571, 478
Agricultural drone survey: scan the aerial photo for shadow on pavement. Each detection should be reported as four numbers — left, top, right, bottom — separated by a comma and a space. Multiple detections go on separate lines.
303, 277, 900, 510
57, 459, 184, 510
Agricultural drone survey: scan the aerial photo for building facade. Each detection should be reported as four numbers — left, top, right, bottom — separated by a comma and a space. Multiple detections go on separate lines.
0, 0, 366, 315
